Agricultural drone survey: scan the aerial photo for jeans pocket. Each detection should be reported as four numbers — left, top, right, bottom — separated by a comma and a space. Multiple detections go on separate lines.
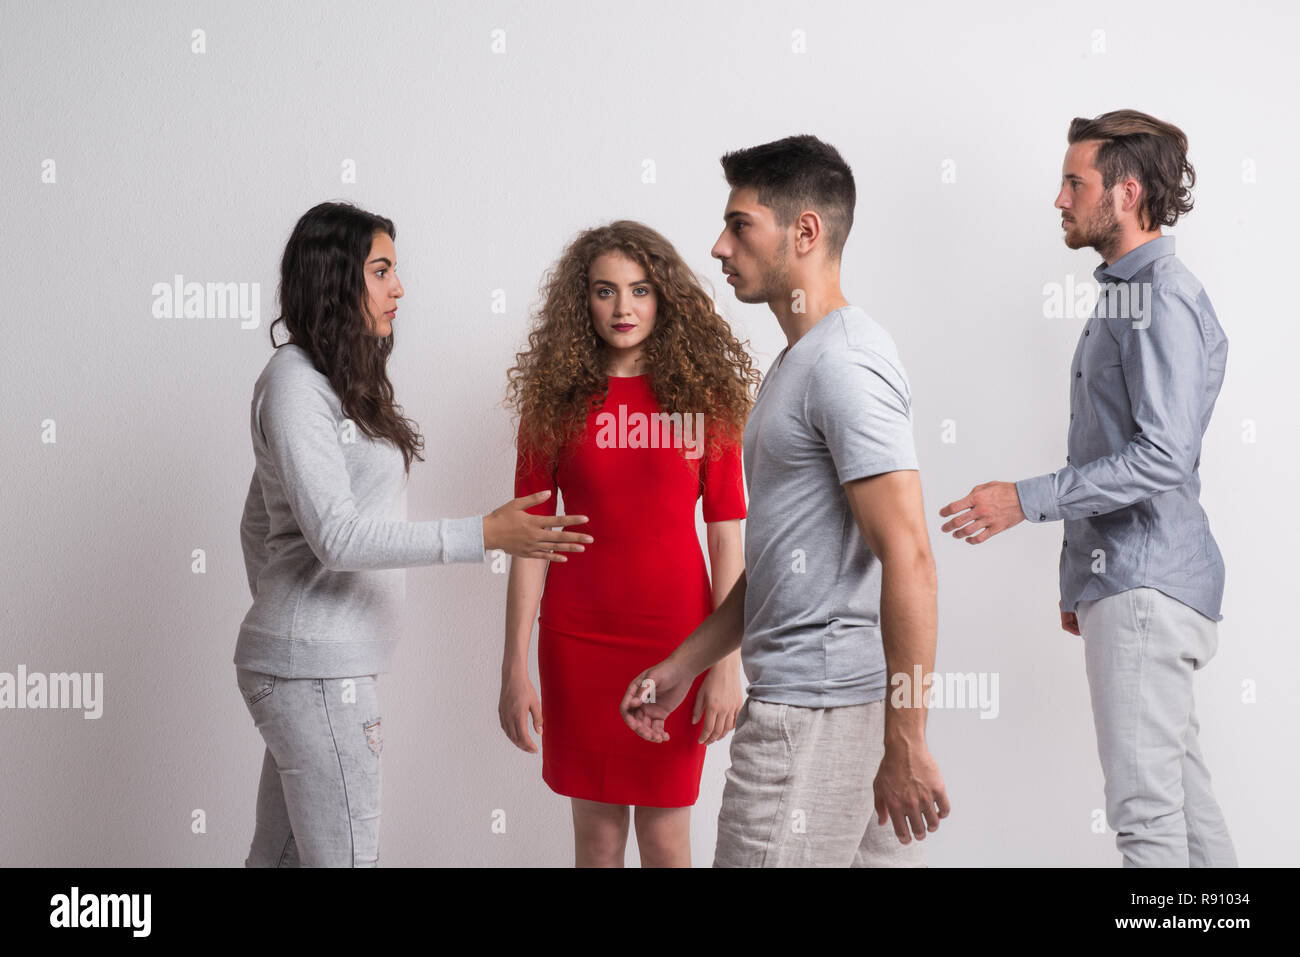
236, 667, 276, 706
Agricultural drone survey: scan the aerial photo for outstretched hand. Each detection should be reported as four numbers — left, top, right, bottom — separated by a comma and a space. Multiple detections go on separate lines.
483, 490, 593, 560
938, 481, 1025, 544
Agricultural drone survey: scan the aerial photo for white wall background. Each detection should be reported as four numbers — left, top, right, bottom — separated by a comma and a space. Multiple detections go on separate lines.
2, 0, 1295, 866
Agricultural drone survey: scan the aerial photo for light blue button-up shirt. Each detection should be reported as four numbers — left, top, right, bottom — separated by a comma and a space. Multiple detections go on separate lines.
1015, 235, 1229, 621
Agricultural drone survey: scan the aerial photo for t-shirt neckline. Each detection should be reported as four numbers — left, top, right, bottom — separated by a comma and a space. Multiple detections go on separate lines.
776, 305, 852, 370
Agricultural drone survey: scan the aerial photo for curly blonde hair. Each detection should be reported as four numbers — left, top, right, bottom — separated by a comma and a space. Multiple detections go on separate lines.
506, 220, 760, 476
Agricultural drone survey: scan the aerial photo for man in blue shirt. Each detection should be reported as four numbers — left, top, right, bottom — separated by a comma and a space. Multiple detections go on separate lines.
939, 109, 1236, 868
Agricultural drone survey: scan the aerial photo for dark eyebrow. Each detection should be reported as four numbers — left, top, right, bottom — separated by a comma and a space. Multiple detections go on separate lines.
591, 278, 651, 287
368, 257, 393, 267
724, 210, 750, 222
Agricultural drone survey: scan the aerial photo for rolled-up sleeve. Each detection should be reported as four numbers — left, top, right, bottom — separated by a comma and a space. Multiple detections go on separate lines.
1016, 285, 1209, 523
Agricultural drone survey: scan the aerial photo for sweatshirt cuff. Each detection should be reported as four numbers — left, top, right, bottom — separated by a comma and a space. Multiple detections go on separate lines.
1015, 473, 1060, 523
441, 515, 487, 563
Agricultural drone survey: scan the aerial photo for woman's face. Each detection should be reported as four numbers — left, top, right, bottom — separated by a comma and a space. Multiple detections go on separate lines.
587, 250, 657, 371
363, 230, 403, 337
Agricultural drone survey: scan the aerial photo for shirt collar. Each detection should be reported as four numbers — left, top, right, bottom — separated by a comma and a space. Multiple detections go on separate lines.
1093, 234, 1175, 282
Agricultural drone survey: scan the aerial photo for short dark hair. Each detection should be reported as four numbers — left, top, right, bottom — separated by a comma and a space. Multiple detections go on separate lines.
1067, 109, 1196, 230
719, 134, 856, 258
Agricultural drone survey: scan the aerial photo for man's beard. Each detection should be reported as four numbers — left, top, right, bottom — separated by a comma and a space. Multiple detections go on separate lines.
734, 235, 791, 305
1066, 189, 1122, 261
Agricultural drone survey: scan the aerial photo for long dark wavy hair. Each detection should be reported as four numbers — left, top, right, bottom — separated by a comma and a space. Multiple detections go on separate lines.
506, 220, 761, 477
268, 201, 424, 473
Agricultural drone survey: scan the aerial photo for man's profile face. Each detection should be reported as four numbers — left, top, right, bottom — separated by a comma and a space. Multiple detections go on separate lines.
1055, 140, 1121, 256
711, 186, 790, 305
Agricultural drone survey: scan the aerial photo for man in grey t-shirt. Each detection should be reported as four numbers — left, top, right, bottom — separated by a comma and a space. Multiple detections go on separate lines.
741, 304, 921, 707
621, 135, 950, 866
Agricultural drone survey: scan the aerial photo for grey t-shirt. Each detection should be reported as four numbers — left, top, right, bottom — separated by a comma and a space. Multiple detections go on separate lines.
741, 305, 919, 706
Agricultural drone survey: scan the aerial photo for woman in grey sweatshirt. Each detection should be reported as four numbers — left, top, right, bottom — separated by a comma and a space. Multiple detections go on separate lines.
234, 201, 592, 866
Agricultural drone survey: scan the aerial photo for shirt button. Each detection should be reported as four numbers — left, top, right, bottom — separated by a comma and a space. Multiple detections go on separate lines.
1063, 539, 1068, 546
1085, 330, 1090, 336
1070, 413, 1075, 419
1066, 455, 1071, 462
1039, 513, 1046, 521
1091, 511, 1098, 515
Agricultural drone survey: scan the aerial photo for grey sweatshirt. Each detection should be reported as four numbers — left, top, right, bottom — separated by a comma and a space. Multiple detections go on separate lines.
234, 343, 486, 678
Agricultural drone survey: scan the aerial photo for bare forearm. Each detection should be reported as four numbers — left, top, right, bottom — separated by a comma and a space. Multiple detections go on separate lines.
669, 570, 747, 677
714, 647, 743, 678
704, 523, 746, 678
706, 522, 744, 611
503, 556, 547, 679
878, 550, 938, 744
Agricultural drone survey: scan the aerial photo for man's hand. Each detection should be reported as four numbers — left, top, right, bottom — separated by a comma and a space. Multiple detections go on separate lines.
1061, 610, 1080, 636
620, 658, 694, 743
938, 481, 1026, 544
873, 738, 951, 843
693, 664, 742, 744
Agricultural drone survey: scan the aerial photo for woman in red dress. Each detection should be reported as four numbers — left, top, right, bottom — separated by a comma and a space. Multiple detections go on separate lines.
500, 220, 760, 867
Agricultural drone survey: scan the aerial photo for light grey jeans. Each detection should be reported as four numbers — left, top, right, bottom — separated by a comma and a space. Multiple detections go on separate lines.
1076, 587, 1237, 868
236, 667, 383, 867
713, 697, 927, 867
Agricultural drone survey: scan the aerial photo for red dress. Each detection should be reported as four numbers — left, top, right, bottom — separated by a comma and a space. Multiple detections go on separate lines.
513, 374, 747, 807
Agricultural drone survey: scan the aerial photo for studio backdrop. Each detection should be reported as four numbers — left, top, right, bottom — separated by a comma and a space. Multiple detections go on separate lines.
2, 0, 1295, 865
